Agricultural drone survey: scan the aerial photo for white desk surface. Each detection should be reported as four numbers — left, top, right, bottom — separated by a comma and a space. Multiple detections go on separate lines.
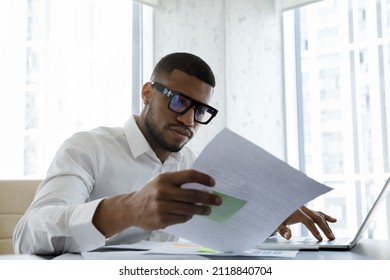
206, 239, 390, 260
1, 239, 389, 260
294, 239, 390, 260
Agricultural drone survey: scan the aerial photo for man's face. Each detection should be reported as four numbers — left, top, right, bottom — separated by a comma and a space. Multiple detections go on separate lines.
142, 69, 214, 154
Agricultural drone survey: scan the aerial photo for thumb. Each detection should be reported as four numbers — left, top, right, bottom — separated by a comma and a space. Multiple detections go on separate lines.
277, 225, 292, 240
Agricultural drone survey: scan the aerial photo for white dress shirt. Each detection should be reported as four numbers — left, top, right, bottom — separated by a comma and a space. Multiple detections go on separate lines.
13, 115, 196, 254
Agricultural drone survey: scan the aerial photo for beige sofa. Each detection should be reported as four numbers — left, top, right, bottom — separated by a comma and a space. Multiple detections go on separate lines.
0, 180, 41, 254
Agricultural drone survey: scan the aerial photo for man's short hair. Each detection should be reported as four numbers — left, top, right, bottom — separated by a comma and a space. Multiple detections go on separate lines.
150, 52, 216, 88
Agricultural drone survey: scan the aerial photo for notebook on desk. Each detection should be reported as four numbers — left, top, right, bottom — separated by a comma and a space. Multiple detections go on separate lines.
257, 177, 390, 250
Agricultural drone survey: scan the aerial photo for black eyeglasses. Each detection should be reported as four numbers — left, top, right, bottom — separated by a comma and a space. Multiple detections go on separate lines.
150, 82, 218, 125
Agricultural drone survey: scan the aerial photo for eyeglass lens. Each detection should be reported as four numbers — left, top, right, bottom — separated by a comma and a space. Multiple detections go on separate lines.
169, 95, 213, 123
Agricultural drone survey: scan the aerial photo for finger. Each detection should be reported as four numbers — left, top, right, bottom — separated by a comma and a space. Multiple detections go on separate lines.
312, 214, 335, 240
301, 207, 336, 240
156, 170, 221, 206
174, 188, 222, 206
300, 206, 337, 223
315, 212, 336, 240
160, 200, 212, 217
294, 208, 324, 241
152, 180, 222, 206
151, 201, 212, 229
318, 211, 338, 223
277, 224, 292, 240
161, 169, 215, 187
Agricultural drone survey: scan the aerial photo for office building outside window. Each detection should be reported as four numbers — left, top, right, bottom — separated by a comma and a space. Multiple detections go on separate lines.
284, 0, 390, 239
0, 0, 153, 179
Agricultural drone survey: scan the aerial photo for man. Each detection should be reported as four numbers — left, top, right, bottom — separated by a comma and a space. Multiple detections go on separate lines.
13, 52, 336, 254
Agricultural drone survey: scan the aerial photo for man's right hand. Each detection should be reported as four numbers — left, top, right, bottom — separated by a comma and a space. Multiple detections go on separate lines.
92, 169, 222, 237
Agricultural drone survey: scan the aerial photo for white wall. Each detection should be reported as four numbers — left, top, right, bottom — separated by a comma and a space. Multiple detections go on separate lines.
225, 0, 285, 159
153, 0, 285, 159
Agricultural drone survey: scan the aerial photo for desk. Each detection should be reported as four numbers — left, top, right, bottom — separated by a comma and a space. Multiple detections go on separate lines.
1, 239, 389, 260
294, 239, 390, 260
209, 239, 390, 260
52, 239, 390, 260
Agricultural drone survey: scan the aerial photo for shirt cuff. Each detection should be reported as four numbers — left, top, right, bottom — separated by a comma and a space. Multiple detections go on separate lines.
69, 198, 106, 252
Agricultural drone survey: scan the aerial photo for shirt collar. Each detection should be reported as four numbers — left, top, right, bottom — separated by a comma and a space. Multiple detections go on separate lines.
124, 115, 184, 162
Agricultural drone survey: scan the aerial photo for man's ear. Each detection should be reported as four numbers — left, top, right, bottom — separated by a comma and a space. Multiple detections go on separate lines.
141, 82, 153, 105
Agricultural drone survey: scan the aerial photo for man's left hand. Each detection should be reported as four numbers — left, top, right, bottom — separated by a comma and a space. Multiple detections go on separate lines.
277, 206, 337, 241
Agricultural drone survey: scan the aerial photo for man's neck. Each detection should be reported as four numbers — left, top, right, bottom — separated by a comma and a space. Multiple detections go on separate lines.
135, 116, 170, 163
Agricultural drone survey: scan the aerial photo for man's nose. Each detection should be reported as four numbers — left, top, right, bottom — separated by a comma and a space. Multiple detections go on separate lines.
177, 107, 195, 127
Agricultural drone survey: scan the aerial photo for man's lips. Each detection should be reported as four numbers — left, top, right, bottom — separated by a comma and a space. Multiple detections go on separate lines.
169, 126, 193, 138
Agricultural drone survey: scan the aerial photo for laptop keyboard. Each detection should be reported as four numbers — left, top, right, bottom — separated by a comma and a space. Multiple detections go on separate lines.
297, 237, 351, 245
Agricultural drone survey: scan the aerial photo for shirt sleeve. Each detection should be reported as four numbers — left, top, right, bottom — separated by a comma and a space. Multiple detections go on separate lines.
13, 132, 107, 254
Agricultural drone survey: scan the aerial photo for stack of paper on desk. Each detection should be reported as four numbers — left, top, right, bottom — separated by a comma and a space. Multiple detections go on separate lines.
79, 241, 299, 259
165, 128, 332, 253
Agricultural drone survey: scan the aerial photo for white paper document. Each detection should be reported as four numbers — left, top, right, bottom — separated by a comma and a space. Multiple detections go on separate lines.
164, 128, 332, 253
145, 241, 299, 258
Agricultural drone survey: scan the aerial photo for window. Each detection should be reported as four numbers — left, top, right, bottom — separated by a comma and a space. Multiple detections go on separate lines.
283, 0, 390, 239
0, 0, 153, 179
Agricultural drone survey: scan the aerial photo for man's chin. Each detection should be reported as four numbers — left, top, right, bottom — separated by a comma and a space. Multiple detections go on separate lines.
166, 143, 186, 153
165, 137, 192, 152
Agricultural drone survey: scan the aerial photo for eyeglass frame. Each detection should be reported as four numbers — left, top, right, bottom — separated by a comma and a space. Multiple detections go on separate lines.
150, 81, 218, 125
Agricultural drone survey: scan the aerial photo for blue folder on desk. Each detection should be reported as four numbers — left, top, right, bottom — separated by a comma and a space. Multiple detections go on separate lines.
258, 177, 390, 250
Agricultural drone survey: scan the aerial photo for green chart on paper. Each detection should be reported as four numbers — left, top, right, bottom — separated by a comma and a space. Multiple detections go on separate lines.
206, 191, 247, 223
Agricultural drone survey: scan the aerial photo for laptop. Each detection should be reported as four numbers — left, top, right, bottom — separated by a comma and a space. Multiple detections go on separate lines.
257, 177, 390, 250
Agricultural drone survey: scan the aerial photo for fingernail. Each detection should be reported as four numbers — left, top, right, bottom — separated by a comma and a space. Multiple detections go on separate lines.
214, 196, 222, 206
284, 232, 289, 239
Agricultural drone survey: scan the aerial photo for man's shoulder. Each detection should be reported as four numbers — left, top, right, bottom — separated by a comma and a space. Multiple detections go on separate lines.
90, 126, 124, 138
73, 126, 123, 139
64, 126, 124, 147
